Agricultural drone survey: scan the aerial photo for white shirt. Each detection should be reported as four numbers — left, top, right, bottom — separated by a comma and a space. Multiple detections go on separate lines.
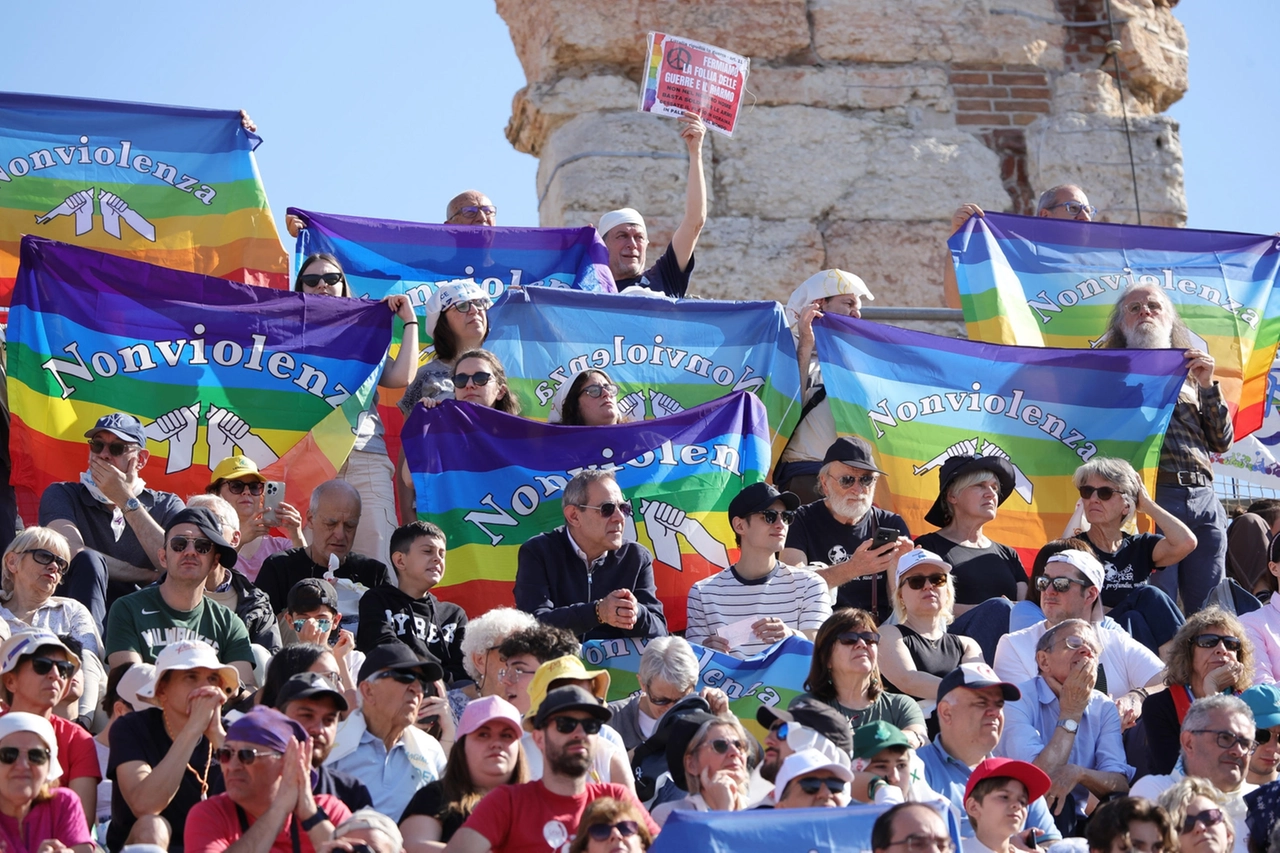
993, 619, 1163, 698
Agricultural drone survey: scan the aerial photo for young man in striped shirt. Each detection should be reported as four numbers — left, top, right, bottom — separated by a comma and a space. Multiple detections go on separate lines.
685, 483, 832, 658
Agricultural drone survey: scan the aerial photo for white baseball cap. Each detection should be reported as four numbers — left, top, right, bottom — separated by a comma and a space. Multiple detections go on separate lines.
424, 280, 491, 337
115, 663, 157, 713
773, 748, 853, 802
136, 640, 239, 706
597, 208, 646, 238
336, 808, 404, 852
0, 711, 62, 780
1046, 550, 1105, 590
894, 548, 951, 588
0, 630, 80, 674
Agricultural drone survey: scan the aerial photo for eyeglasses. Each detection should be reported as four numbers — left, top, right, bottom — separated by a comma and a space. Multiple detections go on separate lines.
215, 747, 283, 765
1047, 201, 1097, 218
0, 747, 49, 766
450, 205, 497, 220
886, 835, 954, 853
1057, 635, 1099, 654
836, 474, 877, 489
372, 670, 427, 687
1078, 485, 1120, 501
757, 509, 796, 525
549, 715, 603, 735
1180, 808, 1225, 834
797, 776, 847, 795
87, 438, 133, 456
453, 371, 493, 388
704, 737, 747, 755
28, 657, 76, 679
498, 666, 535, 681
1125, 299, 1164, 315
450, 299, 488, 315
169, 536, 215, 555
293, 618, 333, 634
1035, 575, 1091, 593
223, 481, 265, 496
1188, 729, 1257, 753
901, 573, 948, 591
19, 549, 69, 573
580, 383, 618, 399
576, 501, 633, 518
1192, 634, 1242, 652
587, 821, 640, 842
298, 272, 345, 288
837, 630, 881, 646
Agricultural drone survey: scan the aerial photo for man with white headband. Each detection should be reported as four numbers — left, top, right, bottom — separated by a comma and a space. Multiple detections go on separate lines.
597, 112, 706, 297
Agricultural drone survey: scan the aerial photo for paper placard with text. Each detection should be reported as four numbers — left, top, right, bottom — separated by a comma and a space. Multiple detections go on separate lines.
639, 32, 749, 136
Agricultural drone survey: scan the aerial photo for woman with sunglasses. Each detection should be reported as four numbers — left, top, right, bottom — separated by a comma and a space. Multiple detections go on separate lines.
0, 712, 94, 853
797, 610, 927, 748
1068, 458, 1191, 649
556, 370, 628, 427
1137, 607, 1254, 777
652, 712, 752, 827
204, 455, 305, 583
878, 550, 983, 732
400, 696, 528, 851
448, 350, 520, 415
0, 631, 99, 833
1156, 777, 1233, 853
569, 797, 653, 853
294, 252, 420, 567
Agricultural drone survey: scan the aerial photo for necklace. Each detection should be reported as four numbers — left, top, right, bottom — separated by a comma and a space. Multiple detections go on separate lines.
162, 712, 213, 799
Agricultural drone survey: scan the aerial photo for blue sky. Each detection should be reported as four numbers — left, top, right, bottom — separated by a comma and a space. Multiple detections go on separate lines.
2, 2, 1275, 245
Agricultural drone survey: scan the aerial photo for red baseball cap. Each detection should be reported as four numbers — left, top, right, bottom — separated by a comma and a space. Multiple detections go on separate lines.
963, 757, 1051, 804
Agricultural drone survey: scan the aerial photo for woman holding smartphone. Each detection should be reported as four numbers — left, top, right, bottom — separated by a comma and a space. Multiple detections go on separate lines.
206, 455, 306, 582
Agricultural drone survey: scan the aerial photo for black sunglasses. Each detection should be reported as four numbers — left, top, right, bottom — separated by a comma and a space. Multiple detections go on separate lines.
580, 383, 618, 399
0, 747, 49, 766
223, 481, 265, 496
837, 630, 880, 646
373, 670, 426, 687
902, 573, 948, 590
1192, 634, 1242, 652
29, 656, 76, 679
576, 501, 633, 518
1035, 575, 1091, 593
87, 438, 131, 456
587, 821, 639, 841
706, 737, 747, 755
757, 509, 796, 525
837, 474, 877, 489
1258, 728, 1279, 746
215, 746, 283, 765
1180, 808, 1224, 834
453, 371, 493, 388
797, 776, 847, 794
549, 716, 603, 735
169, 536, 215, 555
20, 549, 68, 573
298, 272, 344, 288
1078, 485, 1120, 501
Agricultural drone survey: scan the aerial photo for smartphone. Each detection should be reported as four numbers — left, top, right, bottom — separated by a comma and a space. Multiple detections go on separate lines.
261, 481, 286, 526
871, 528, 898, 550
419, 680, 440, 726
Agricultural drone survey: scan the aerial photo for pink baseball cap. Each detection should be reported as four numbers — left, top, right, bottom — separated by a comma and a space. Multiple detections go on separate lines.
457, 695, 523, 739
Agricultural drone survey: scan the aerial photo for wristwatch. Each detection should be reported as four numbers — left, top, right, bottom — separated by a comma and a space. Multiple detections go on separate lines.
1058, 718, 1079, 733
122, 497, 142, 514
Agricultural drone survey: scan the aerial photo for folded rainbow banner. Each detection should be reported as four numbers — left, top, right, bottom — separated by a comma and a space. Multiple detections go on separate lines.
401, 391, 770, 630
0, 92, 288, 309
487, 287, 801, 466
584, 636, 813, 742
950, 212, 1280, 437
9, 237, 390, 515
814, 314, 1189, 562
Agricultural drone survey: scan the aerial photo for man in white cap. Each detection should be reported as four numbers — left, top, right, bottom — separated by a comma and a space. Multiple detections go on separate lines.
772, 748, 853, 809
597, 112, 706, 297
993, 550, 1165, 729
775, 269, 875, 504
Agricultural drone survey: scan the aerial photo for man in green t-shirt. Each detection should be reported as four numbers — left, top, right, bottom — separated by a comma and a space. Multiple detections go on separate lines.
105, 507, 256, 689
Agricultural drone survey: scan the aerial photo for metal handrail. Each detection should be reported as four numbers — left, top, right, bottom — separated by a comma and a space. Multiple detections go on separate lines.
859, 307, 965, 322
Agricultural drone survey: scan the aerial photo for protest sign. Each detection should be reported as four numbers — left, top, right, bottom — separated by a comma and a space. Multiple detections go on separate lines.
640, 32, 749, 136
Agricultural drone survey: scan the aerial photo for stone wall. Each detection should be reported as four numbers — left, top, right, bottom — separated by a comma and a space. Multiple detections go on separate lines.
496, 0, 1189, 306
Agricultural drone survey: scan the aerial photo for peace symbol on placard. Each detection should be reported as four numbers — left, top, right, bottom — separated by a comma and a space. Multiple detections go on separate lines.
665, 45, 692, 72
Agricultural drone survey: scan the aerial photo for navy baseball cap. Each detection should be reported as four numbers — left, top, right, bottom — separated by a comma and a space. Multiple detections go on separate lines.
85, 413, 147, 448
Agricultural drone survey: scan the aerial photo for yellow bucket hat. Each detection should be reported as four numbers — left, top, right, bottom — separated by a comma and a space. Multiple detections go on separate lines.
522, 655, 611, 730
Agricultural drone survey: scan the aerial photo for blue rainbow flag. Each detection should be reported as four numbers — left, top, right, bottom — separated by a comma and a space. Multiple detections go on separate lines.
950, 212, 1280, 437
814, 314, 1189, 562
401, 392, 771, 630
486, 287, 802, 464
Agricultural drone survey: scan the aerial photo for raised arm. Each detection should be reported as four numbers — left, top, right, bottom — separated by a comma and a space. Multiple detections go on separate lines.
669, 112, 707, 272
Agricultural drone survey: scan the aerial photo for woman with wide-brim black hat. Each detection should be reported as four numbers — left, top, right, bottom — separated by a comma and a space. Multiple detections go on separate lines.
914, 455, 1028, 616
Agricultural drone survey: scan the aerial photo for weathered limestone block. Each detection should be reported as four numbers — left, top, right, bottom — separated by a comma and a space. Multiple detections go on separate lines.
507, 75, 639, 157
1024, 112, 1185, 226
1114, 0, 1189, 112
749, 65, 952, 112
823, 220, 956, 309
686, 218, 827, 302
809, 0, 1063, 68
1052, 70, 1125, 117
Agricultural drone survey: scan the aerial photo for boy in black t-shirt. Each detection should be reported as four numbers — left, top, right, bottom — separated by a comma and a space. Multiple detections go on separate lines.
356, 522, 468, 684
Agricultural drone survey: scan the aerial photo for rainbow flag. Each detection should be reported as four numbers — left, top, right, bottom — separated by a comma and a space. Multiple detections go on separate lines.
584, 636, 813, 742
0, 92, 288, 309
401, 392, 771, 630
950, 212, 1280, 437
487, 287, 802, 465
814, 314, 1189, 560
9, 237, 390, 515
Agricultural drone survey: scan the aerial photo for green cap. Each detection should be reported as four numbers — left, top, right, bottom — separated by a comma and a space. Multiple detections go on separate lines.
852, 721, 910, 760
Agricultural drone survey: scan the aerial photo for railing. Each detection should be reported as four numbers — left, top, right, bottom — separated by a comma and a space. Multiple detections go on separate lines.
859, 307, 965, 322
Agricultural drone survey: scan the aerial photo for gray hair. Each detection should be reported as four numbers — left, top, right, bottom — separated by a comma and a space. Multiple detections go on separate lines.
1181, 695, 1254, 751
1036, 185, 1085, 214
1036, 618, 1097, 654
562, 469, 617, 513
458, 607, 539, 681
1072, 457, 1141, 517
1098, 285, 1195, 350
638, 636, 700, 694
186, 494, 240, 538
309, 479, 362, 519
